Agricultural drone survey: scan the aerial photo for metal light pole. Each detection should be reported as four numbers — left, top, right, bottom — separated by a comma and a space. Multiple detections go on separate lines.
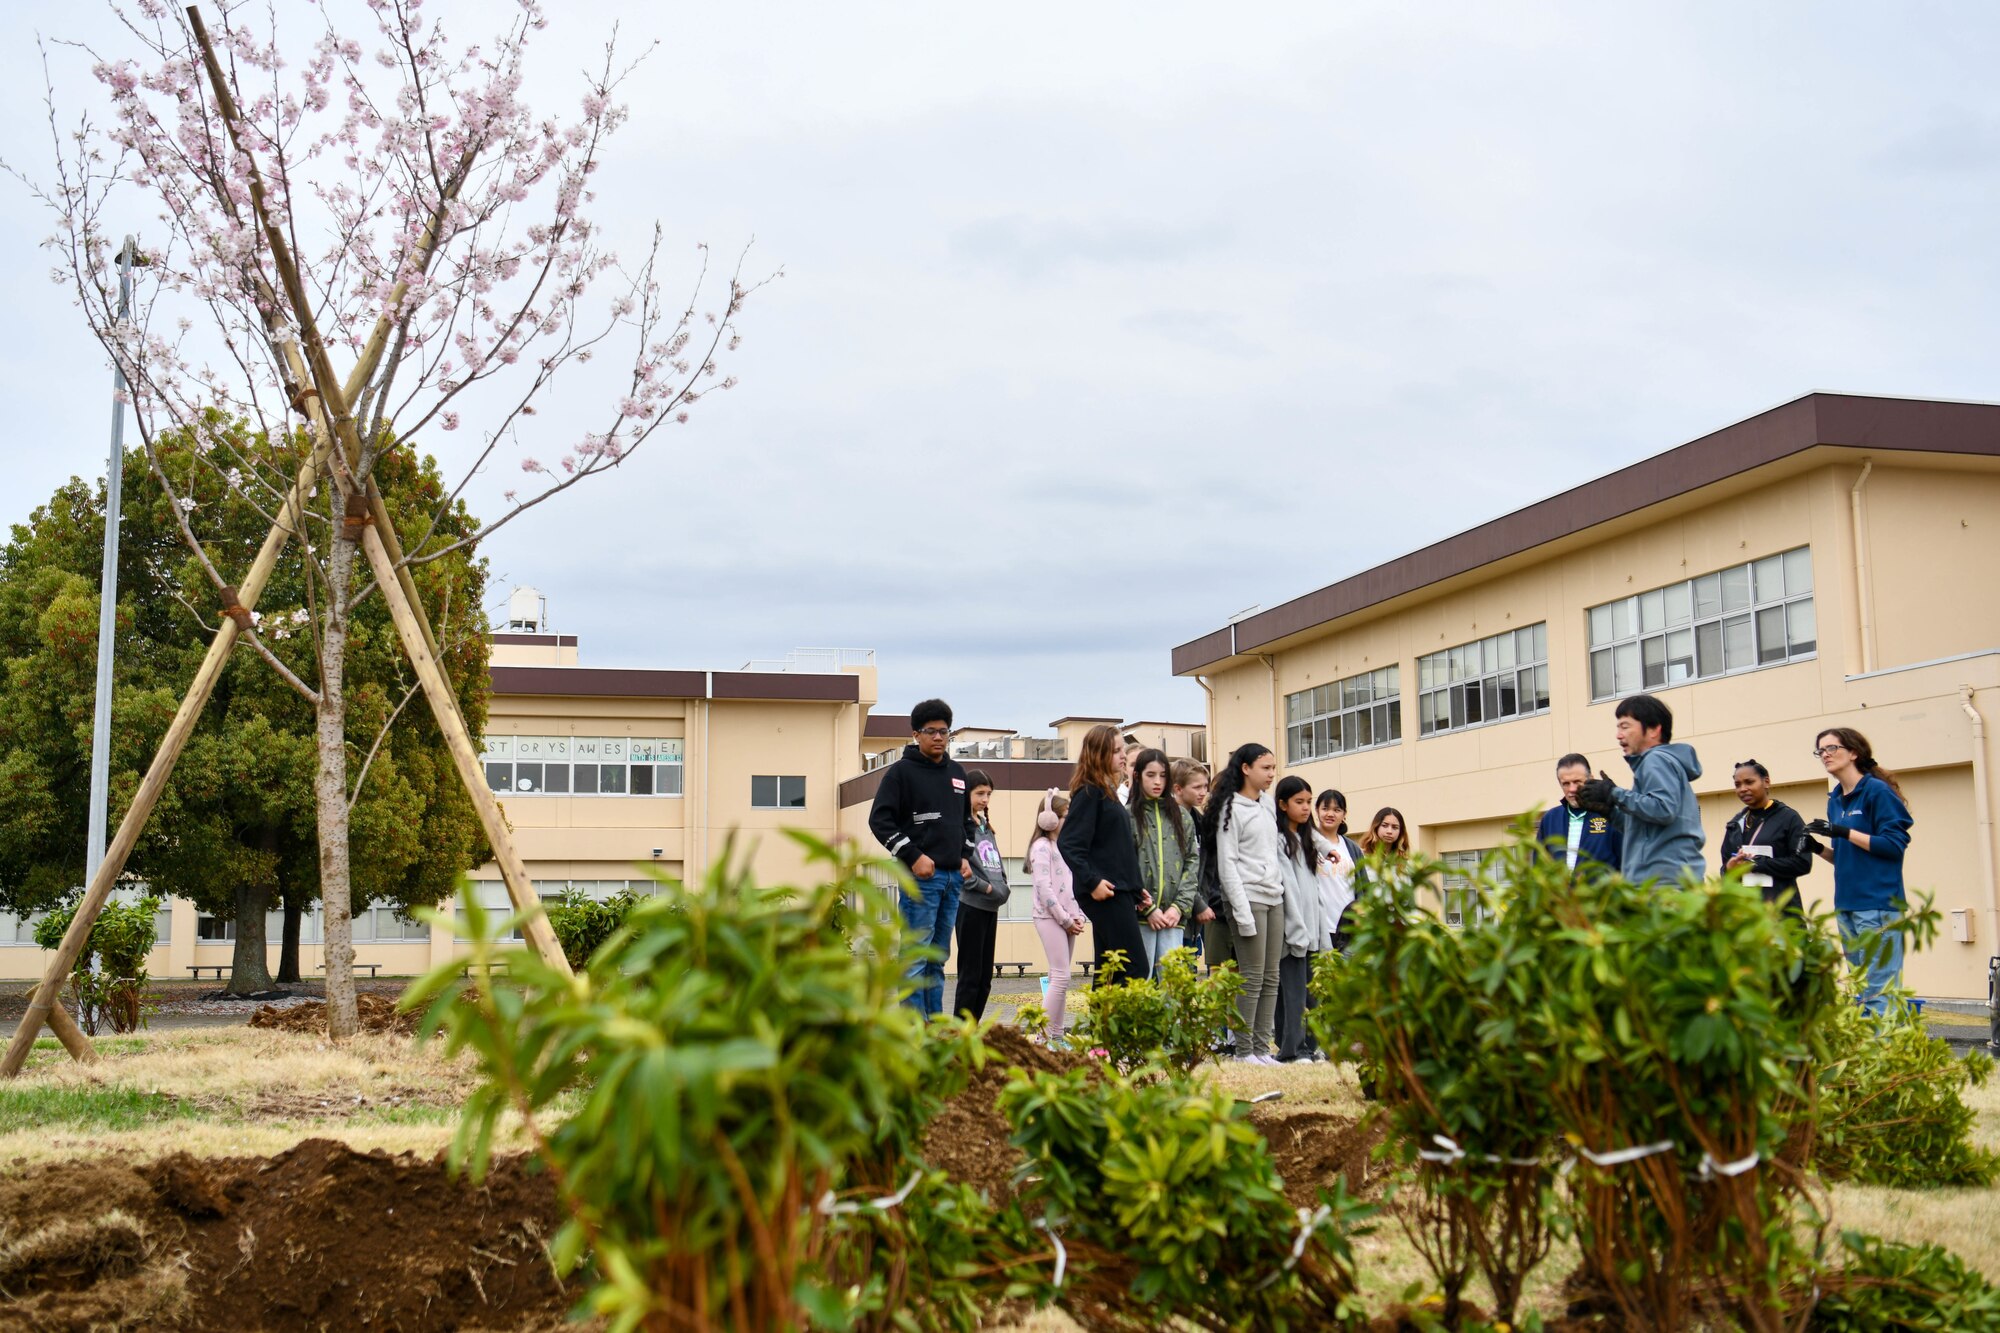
86, 237, 143, 882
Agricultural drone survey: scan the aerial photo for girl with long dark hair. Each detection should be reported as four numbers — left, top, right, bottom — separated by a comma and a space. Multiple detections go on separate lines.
1314, 788, 1363, 952
1129, 747, 1198, 976
1202, 741, 1283, 1063
1807, 727, 1915, 1015
1058, 724, 1153, 987
1274, 775, 1328, 1062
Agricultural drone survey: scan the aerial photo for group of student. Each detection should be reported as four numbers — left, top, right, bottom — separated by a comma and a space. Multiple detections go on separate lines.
868, 691, 1919, 1055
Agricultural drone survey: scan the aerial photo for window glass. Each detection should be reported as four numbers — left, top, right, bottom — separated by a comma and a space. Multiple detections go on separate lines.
1283, 666, 1403, 761
630, 764, 654, 796
1419, 625, 1548, 738
485, 762, 512, 792
1786, 599, 1816, 655
599, 764, 626, 795
1694, 573, 1723, 621
544, 764, 569, 794
514, 762, 543, 794
780, 776, 808, 808
1639, 589, 1664, 635
1722, 614, 1755, 670
1664, 581, 1693, 626
1752, 555, 1782, 602
1756, 606, 1788, 665
751, 775, 778, 808
1584, 548, 1814, 700
573, 764, 598, 795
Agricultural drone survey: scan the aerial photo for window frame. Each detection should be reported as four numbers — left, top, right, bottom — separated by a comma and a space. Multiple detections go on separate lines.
479, 735, 686, 798
1284, 666, 1403, 764
1584, 547, 1814, 701
1417, 624, 1551, 738
751, 775, 809, 809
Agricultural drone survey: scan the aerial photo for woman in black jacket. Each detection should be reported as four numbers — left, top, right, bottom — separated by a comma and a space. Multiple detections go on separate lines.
1059, 724, 1153, 986
1719, 759, 1813, 917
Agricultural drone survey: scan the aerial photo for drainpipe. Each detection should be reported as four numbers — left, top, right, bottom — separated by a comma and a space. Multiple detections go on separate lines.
1850, 461, 1876, 674
1959, 686, 2000, 1050
1261, 655, 1279, 758
1195, 673, 1217, 767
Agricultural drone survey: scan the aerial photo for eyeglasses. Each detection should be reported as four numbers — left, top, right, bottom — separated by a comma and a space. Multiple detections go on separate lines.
1812, 744, 1846, 758
916, 727, 950, 738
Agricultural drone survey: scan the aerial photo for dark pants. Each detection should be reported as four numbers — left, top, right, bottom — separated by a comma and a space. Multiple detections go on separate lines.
1277, 951, 1318, 1060
1079, 890, 1151, 985
954, 906, 998, 1021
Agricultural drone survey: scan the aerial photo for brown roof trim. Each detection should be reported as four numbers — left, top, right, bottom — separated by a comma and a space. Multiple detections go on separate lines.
492, 665, 706, 698
1048, 715, 1122, 725
710, 670, 860, 702
863, 713, 912, 738
491, 665, 859, 702
1123, 720, 1203, 728
1172, 392, 2000, 675
840, 758, 1076, 808
490, 632, 578, 647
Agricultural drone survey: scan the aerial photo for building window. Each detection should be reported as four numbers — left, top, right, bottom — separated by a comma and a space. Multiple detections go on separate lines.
1418, 624, 1550, 737
1439, 849, 1500, 926
751, 775, 807, 809
196, 913, 236, 941
481, 736, 685, 797
1585, 547, 1814, 701
1285, 667, 1402, 764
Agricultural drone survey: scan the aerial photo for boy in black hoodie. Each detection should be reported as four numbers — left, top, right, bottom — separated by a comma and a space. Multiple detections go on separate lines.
868, 698, 978, 1017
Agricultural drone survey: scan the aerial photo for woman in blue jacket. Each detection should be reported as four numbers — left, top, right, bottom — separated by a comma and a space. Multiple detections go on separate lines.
1806, 727, 1914, 1016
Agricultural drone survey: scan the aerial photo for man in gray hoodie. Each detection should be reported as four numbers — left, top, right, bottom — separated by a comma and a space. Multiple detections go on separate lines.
1576, 694, 1706, 885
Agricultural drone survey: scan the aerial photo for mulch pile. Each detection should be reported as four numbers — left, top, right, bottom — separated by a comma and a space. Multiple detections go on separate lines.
0, 1139, 577, 1332
248, 992, 421, 1037
920, 1027, 1390, 1207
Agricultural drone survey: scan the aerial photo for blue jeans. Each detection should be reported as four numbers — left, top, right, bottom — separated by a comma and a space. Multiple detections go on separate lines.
900, 871, 962, 1017
1838, 908, 1905, 1017
1142, 924, 1185, 976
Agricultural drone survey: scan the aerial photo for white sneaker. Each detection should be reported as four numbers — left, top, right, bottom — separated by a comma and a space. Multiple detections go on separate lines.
1254, 1054, 1282, 1067
1234, 1053, 1262, 1064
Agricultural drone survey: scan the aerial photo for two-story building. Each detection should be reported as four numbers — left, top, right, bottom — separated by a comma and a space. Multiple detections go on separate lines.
1173, 392, 2000, 1002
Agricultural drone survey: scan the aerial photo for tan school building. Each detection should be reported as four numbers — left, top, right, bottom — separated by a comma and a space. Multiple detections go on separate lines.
1175, 392, 2000, 1003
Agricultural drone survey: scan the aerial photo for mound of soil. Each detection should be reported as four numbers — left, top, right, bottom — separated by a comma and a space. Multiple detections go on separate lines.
1251, 1108, 1390, 1206
0, 1139, 575, 1332
922, 1030, 1390, 1210
249, 992, 420, 1037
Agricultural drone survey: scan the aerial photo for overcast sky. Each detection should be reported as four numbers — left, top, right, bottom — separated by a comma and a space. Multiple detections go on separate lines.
6, 2, 1999, 736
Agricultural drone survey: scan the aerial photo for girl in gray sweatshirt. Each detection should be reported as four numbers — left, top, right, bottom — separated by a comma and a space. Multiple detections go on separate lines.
1203, 742, 1284, 1063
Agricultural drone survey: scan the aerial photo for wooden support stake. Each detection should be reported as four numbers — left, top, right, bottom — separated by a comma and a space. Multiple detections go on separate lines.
357, 523, 572, 973
0, 441, 330, 1077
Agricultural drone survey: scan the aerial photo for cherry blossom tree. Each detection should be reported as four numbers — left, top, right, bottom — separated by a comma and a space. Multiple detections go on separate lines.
14, 0, 768, 1037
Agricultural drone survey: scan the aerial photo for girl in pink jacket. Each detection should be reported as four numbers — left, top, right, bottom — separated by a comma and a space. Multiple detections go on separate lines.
1027, 789, 1085, 1046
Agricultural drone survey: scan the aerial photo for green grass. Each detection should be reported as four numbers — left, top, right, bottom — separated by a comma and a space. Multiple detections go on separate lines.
0, 1083, 198, 1134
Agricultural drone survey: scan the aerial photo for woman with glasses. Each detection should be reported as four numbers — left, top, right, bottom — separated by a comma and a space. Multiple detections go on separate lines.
1805, 728, 1914, 1016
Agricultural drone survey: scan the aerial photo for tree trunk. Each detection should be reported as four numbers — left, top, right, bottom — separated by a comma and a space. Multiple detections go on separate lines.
225, 879, 275, 994
276, 878, 303, 985
316, 531, 360, 1039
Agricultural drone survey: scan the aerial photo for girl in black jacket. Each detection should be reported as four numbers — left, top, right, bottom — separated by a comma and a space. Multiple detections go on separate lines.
1059, 724, 1153, 986
1719, 759, 1813, 916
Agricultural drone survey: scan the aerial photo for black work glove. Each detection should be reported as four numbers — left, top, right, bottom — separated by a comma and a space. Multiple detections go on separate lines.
1575, 771, 1619, 814
1804, 819, 1851, 842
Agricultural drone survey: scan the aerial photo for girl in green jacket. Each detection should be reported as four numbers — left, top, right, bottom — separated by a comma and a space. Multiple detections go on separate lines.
1127, 748, 1200, 977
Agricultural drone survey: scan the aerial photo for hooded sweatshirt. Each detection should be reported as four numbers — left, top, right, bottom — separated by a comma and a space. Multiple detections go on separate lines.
867, 743, 977, 874
961, 813, 1012, 912
1611, 741, 1706, 885
1029, 836, 1082, 927
1216, 791, 1285, 933
1280, 826, 1333, 958
1131, 797, 1200, 920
